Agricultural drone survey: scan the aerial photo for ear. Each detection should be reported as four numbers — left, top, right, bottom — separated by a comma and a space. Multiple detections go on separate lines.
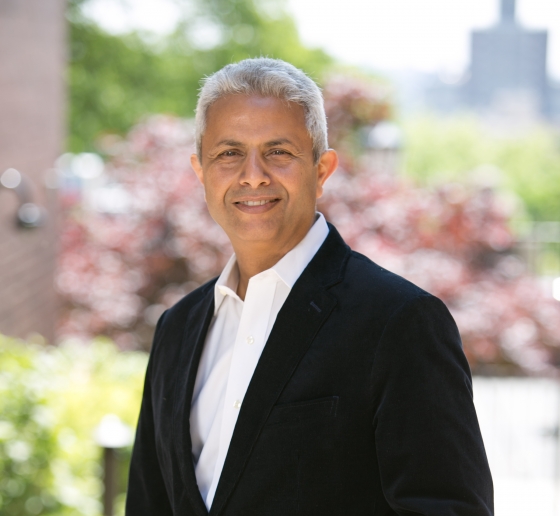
316, 149, 338, 199
191, 153, 204, 185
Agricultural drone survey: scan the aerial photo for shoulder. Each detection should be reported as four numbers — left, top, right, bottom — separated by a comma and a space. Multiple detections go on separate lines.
166, 277, 217, 321
334, 249, 461, 346
341, 249, 434, 311
343, 252, 466, 368
339, 252, 469, 380
150, 277, 217, 350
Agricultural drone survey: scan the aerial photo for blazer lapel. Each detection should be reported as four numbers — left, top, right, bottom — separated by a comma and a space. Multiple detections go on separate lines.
173, 284, 216, 516
209, 225, 350, 516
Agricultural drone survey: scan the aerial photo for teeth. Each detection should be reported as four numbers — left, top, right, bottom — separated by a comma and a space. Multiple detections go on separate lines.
241, 200, 271, 206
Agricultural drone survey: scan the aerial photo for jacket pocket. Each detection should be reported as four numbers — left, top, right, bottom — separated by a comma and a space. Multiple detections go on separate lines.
266, 396, 339, 426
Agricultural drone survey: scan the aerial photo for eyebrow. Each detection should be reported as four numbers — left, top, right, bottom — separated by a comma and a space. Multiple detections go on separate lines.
212, 138, 299, 150
263, 138, 296, 148
215, 139, 244, 148
214, 138, 296, 147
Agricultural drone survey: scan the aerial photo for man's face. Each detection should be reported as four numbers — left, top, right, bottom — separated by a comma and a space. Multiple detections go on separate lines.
191, 94, 337, 251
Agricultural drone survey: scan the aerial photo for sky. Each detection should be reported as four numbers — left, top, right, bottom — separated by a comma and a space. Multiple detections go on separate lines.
83, 0, 560, 79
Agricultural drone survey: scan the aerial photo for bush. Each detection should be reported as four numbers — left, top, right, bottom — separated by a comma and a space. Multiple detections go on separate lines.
0, 334, 148, 515
56, 108, 560, 374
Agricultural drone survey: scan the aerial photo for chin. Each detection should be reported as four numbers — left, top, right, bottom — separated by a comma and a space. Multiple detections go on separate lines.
238, 228, 280, 244
231, 220, 282, 244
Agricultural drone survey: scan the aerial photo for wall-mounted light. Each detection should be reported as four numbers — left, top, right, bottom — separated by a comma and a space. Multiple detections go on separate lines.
0, 168, 46, 228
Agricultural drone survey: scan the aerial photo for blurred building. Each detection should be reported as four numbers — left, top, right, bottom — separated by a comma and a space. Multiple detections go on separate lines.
424, 0, 560, 122
0, 0, 65, 342
467, 0, 548, 116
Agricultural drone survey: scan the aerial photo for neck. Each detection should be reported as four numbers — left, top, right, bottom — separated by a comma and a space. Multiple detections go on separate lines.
232, 215, 317, 300
234, 246, 286, 300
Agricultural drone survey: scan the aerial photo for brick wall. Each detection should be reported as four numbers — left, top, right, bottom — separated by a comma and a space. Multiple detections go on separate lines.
0, 0, 65, 342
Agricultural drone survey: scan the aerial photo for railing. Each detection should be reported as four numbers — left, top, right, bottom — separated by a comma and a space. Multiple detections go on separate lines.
474, 377, 560, 516
515, 221, 560, 300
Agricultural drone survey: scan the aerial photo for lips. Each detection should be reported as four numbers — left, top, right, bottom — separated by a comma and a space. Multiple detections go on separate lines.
233, 197, 280, 213
238, 199, 275, 206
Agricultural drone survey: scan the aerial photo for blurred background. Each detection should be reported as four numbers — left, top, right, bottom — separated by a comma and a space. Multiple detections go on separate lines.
1, 0, 560, 514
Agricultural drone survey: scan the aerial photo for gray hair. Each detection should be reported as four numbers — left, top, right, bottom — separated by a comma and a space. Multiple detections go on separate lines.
194, 57, 328, 163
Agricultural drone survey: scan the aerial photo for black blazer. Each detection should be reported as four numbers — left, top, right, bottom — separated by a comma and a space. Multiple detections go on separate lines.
126, 224, 493, 516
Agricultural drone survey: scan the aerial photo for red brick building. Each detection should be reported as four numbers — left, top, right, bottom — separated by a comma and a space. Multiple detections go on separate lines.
0, 0, 65, 342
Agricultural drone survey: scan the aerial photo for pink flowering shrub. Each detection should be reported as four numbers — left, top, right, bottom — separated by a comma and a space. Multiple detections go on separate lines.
323, 74, 392, 170
56, 81, 560, 374
57, 117, 231, 349
318, 171, 560, 375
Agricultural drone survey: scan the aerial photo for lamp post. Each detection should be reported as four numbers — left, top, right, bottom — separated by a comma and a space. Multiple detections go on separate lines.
93, 414, 133, 516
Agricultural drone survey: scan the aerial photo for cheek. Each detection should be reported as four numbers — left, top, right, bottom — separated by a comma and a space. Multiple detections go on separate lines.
202, 184, 228, 226
203, 174, 228, 207
293, 172, 318, 203
281, 166, 316, 194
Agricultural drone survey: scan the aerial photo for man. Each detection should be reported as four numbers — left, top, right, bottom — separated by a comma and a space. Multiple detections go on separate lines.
126, 58, 493, 516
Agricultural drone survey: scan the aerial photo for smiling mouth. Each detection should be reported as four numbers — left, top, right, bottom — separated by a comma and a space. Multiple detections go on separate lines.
236, 199, 279, 206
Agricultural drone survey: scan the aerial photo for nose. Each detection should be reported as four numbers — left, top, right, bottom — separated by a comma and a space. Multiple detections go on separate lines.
239, 151, 270, 188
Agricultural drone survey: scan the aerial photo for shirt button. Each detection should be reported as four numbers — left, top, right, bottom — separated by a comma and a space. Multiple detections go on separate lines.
233, 400, 242, 409
246, 335, 254, 345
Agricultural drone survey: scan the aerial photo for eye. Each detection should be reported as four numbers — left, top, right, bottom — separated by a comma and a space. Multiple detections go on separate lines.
269, 149, 289, 156
220, 150, 240, 158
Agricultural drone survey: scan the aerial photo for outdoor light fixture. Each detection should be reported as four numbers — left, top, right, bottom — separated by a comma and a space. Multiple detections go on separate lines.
93, 414, 133, 516
0, 168, 46, 228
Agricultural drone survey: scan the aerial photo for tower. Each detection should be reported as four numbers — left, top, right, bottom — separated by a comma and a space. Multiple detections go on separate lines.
466, 0, 549, 116
500, 0, 516, 24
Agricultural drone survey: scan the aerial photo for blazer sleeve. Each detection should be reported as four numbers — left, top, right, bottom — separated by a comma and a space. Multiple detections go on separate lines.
371, 294, 494, 516
126, 311, 174, 516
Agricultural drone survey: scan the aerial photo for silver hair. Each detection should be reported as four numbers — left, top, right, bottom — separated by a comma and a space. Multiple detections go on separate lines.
194, 57, 328, 163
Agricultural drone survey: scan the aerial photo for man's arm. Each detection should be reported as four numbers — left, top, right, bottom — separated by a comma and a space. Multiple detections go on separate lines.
126, 312, 174, 516
372, 294, 494, 515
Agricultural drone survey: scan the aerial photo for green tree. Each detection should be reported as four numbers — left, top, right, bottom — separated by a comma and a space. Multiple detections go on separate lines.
403, 115, 560, 221
68, 0, 332, 152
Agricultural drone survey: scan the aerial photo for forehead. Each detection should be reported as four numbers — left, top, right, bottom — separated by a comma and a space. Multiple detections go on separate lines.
203, 95, 310, 146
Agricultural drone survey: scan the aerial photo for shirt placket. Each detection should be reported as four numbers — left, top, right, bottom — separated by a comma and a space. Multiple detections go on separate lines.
206, 272, 278, 505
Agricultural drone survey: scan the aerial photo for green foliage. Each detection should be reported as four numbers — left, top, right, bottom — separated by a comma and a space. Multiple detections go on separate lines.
69, 24, 164, 153
0, 335, 148, 516
68, 0, 332, 152
494, 133, 560, 222
0, 340, 61, 514
403, 115, 560, 221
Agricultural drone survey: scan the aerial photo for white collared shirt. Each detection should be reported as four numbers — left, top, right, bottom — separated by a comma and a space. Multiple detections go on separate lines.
190, 213, 329, 509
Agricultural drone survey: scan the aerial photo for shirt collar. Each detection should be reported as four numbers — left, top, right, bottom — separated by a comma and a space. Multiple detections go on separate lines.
270, 212, 329, 288
214, 253, 241, 313
213, 213, 329, 314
